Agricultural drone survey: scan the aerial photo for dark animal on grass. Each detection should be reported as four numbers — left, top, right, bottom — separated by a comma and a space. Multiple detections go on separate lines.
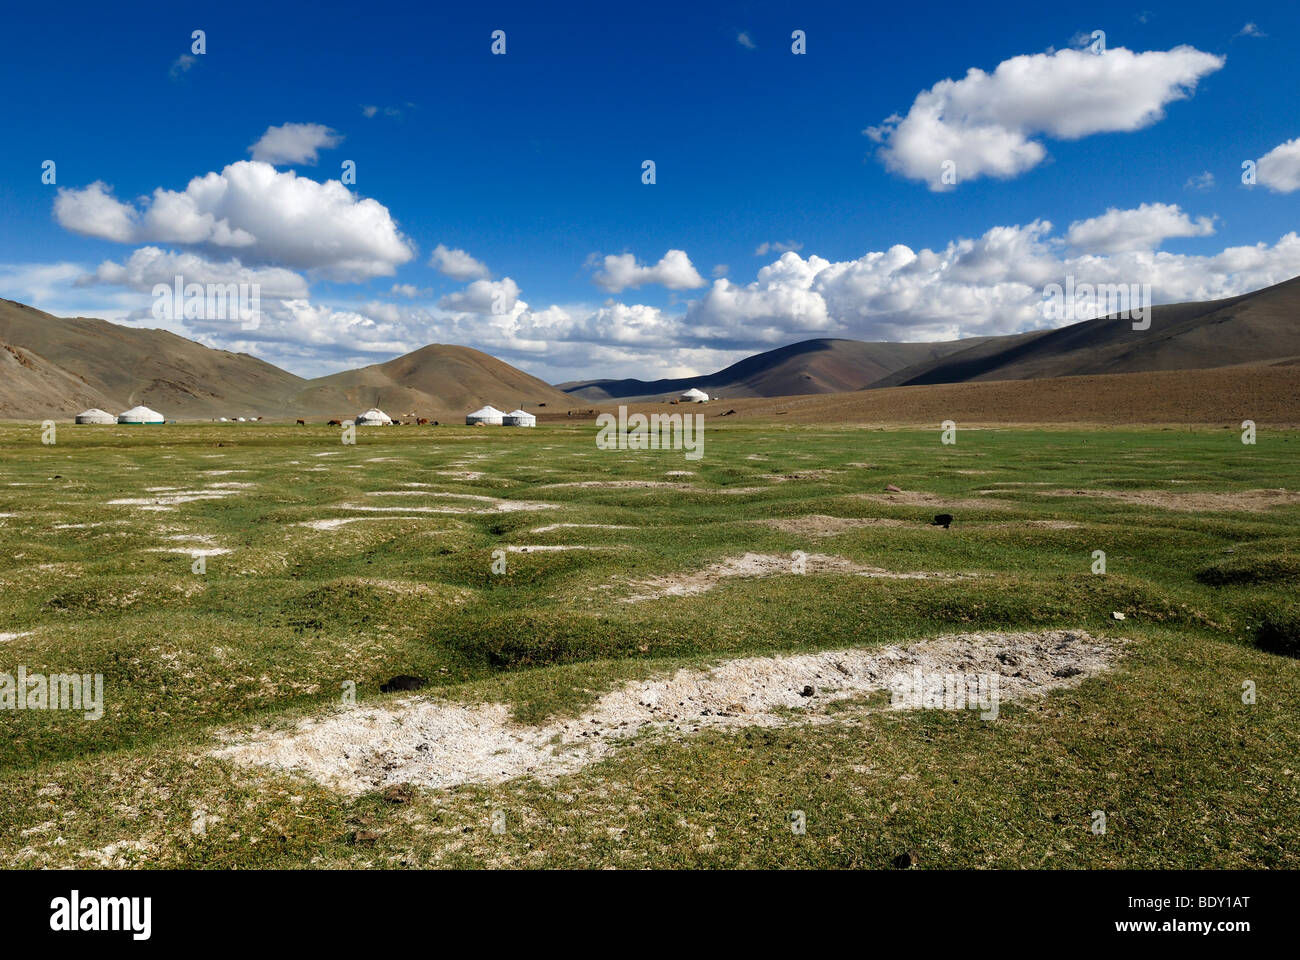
328, 419, 341, 426
931, 513, 953, 529
417, 418, 428, 425
380, 675, 428, 693
296, 419, 305, 426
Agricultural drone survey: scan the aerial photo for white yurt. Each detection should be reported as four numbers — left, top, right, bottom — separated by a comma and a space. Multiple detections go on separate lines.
680, 387, 709, 403
74, 408, 116, 425
354, 408, 393, 426
117, 405, 165, 424
466, 405, 505, 426
503, 408, 536, 427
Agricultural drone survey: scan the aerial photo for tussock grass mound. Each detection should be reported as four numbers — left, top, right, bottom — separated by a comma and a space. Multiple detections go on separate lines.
1196, 555, 1300, 587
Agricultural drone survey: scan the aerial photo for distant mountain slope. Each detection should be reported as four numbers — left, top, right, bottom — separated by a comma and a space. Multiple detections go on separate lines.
870, 276, 1300, 387
294, 343, 576, 418
0, 301, 577, 420
0, 340, 119, 418
0, 299, 305, 418
562, 338, 983, 401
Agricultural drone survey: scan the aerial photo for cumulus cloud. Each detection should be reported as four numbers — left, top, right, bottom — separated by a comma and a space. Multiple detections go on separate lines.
52, 161, 414, 280
54, 181, 137, 243
438, 277, 520, 316
430, 244, 490, 280
27, 204, 1300, 383
247, 123, 342, 165
1256, 137, 1300, 193
867, 45, 1225, 190
680, 221, 1300, 347
590, 249, 706, 293
1065, 203, 1216, 254
755, 240, 802, 256
1185, 171, 1215, 191
77, 247, 309, 298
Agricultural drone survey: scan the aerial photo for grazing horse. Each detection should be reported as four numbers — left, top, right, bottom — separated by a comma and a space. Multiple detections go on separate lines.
296, 419, 305, 426
417, 418, 429, 425
327, 419, 341, 426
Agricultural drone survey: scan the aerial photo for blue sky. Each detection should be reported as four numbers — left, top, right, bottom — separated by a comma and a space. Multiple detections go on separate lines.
1, 0, 1297, 382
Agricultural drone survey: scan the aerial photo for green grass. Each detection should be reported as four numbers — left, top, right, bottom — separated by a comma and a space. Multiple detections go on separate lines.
0, 420, 1297, 867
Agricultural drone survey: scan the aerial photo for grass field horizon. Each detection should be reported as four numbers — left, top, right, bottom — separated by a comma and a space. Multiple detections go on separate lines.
1, 419, 1297, 868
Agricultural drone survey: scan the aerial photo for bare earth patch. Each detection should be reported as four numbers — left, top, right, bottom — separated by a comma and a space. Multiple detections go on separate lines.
212, 630, 1120, 796
760, 470, 839, 482
756, 515, 909, 537
621, 552, 969, 602
1043, 488, 1300, 513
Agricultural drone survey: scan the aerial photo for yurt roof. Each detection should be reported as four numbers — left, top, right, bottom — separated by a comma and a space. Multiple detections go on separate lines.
506, 409, 533, 417
680, 387, 708, 398
468, 405, 505, 418
76, 408, 115, 420
355, 407, 391, 420
119, 405, 164, 420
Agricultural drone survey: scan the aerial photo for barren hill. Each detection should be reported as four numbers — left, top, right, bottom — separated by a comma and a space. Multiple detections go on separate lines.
562, 338, 982, 401
871, 275, 1300, 387
0, 300, 576, 420
293, 343, 576, 419
596, 364, 1300, 426
0, 299, 305, 419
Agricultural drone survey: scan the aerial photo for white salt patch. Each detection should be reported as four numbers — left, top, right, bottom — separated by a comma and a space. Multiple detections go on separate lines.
214, 630, 1120, 795
530, 523, 635, 533
506, 545, 594, 552
149, 547, 232, 557
298, 517, 429, 531
0, 632, 33, 642
622, 552, 970, 602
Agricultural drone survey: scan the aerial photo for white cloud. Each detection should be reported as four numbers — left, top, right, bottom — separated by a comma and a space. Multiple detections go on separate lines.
53, 161, 414, 280
755, 240, 803, 256
1065, 203, 1216, 254
590, 249, 706, 293
430, 244, 490, 280
169, 54, 196, 79
867, 45, 1225, 190
737, 32, 756, 50
1236, 23, 1266, 38
78, 247, 309, 298
20, 206, 1300, 383
1257, 137, 1300, 193
438, 277, 520, 316
1185, 171, 1215, 191
247, 123, 342, 165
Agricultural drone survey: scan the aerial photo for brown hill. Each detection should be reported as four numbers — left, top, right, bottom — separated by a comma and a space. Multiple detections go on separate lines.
562, 338, 983, 401
566, 275, 1300, 400
871, 275, 1300, 387
293, 343, 576, 419
0, 299, 305, 419
0, 340, 119, 418
599, 364, 1300, 426
0, 300, 576, 420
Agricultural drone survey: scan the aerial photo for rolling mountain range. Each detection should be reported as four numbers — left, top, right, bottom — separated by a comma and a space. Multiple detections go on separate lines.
0, 299, 574, 420
562, 275, 1300, 400
1, 274, 1297, 420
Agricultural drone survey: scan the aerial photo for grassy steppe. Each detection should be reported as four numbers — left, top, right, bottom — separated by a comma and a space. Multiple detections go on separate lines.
0, 420, 1296, 868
